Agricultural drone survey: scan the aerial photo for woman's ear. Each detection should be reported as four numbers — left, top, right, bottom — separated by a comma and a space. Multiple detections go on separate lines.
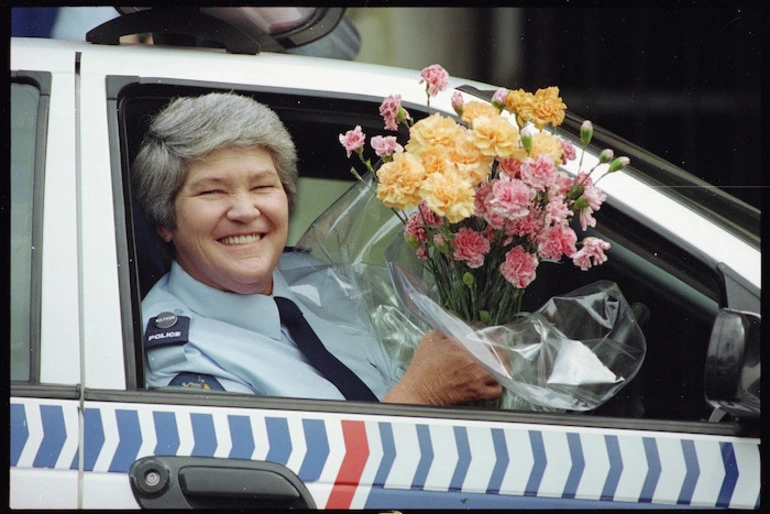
157, 225, 174, 243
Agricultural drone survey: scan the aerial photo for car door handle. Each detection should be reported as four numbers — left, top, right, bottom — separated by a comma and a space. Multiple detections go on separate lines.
129, 456, 316, 509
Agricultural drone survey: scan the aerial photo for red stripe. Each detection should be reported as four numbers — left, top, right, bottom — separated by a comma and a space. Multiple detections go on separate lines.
326, 420, 369, 509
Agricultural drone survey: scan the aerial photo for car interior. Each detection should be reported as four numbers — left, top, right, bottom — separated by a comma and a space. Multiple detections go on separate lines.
115, 81, 745, 429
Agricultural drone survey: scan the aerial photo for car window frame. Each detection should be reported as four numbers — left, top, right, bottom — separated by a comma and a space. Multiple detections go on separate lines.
104, 75, 747, 438
10, 71, 51, 385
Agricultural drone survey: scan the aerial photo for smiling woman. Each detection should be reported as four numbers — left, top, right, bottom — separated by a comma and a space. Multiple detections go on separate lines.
132, 92, 503, 406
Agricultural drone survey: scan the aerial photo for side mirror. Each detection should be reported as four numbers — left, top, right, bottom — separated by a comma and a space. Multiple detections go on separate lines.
704, 309, 760, 418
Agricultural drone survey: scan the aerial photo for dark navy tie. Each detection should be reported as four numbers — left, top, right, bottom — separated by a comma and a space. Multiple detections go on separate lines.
274, 296, 378, 402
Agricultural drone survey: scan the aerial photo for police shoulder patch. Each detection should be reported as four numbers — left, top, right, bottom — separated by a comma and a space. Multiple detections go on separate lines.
145, 312, 190, 349
168, 372, 225, 391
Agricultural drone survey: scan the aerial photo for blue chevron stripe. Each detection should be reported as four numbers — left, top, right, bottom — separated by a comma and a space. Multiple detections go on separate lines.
298, 419, 329, 482
83, 408, 105, 471
33, 405, 67, 468
677, 439, 700, 505
153, 411, 180, 456
601, 434, 622, 501
716, 442, 738, 508
10, 403, 28, 467
190, 413, 217, 457
411, 424, 433, 490
525, 430, 546, 496
109, 409, 142, 472
486, 428, 509, 494
562, 432, 585, 499
639, 437, 662, 503
227, 415, 255, 459
265, 417, 292, 465
373, 422, 396, 487
449, 426, 471, 491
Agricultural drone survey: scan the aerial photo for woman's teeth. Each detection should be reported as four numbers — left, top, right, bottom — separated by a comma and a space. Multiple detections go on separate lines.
220, 234, 261, 245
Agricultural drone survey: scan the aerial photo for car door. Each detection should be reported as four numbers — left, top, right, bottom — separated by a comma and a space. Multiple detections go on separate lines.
10, 39, 82, 509
11, 36, 760, 509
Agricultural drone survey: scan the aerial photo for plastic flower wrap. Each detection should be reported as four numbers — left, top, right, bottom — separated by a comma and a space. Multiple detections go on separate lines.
324, 64, 645, 410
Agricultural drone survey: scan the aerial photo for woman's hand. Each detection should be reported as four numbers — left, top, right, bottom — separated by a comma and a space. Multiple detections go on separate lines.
383, 330, 502, 405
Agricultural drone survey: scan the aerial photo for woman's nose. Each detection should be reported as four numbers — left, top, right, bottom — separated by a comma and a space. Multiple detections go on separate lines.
226, 192, 260, 221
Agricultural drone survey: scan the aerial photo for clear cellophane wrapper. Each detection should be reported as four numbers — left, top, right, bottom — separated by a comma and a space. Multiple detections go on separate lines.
295, 174, 646, 411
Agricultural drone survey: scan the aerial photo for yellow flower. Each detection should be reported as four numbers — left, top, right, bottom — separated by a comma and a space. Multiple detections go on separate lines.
405, 113, 465, 154
417, 144, 456, 176
468, 115, 520, 158
505, 88, 535, 119
529, 131, 563, 165
460, 101, 500, 125
448, 134, 494, 185
530, 86, 567, 129
419, 170, 475, 223
376, 152, 426, 210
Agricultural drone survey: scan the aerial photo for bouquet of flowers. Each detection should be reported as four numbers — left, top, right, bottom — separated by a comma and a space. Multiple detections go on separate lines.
340, 64, 629, 326
326, 64, 645, 410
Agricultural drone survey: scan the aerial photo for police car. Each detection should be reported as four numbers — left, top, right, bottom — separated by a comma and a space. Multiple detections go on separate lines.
10, 7, 760, 509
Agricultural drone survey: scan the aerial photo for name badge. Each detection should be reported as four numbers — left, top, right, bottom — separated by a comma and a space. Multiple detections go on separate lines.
145, 312, 190, 349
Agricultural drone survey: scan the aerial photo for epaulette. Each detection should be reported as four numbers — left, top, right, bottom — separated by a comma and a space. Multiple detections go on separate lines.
144, 311, 190, 349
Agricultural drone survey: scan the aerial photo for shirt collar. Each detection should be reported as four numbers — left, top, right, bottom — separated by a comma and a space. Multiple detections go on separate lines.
166, 261, 295, 340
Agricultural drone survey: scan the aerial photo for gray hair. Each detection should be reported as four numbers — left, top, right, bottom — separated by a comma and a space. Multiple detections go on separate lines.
132, 92, 298, 229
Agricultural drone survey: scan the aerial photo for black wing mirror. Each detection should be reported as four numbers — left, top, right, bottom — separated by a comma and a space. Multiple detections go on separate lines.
704, 309, 760, 418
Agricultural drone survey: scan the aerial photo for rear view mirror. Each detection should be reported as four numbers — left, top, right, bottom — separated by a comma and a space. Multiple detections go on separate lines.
704, 309, 760, 418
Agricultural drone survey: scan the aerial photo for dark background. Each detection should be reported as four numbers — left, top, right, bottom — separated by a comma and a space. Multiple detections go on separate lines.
475, 7, 763, 210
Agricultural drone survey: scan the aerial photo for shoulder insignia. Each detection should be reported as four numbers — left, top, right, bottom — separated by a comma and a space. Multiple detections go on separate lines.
145, 311, 190, 349
168, 372, 225, 391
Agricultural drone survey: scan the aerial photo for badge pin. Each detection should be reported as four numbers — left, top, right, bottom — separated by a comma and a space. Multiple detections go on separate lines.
154, 311, 178, 329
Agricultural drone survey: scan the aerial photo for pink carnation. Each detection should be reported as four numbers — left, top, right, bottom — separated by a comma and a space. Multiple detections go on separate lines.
537, 225, 577, 261
582, 184, 606, 211
506, 205, 543, 239
497, 157, 522, 179
492, 87, 509, 106
404, 211, 428, 243
579, 207, 597, 231
500, 246, 538, 288
560, 139, 577, 163
451, 228, 490, 268
339, 125, 366, 158
418, 200, 441, 226
420, 64, 450, 96
520, 154, 557, 191
572, 237, 611, 271
370, 135, 404, 157
487, 178, 535, 220
550, 172, 574, 196
545, 193, 571, 226
379, 94, 409, 131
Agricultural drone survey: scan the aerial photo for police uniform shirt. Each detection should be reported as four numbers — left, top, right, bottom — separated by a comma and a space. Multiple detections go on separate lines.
142, 253, 401, 400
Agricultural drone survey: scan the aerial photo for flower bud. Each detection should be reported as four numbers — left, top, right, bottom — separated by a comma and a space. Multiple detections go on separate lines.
580, 120, 593, 146
520, 124, 536, 153
462, 272, 475, 286
492, 87, 509, 111
573, 196, 589, 211
451, 91, 464, 117
567, 184, 584, 200
598, 148, 614, 164
608, 156, 630, 173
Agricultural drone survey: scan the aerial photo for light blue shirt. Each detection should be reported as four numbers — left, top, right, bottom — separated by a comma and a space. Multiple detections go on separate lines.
142, 253, 400, 400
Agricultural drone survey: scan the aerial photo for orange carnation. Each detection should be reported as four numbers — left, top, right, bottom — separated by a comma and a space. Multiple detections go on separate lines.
419, 170, 476, 224
530, 86, 567, 129
448, 134, 494, 185
529, 131, 563, 165
468, 115, 520, 158
376, 152, 426, 210
461, 101, 501, 125
405, 113, 465, 154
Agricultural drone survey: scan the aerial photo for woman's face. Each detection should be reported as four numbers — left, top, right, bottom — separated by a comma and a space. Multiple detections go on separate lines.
158, 145, 289, 295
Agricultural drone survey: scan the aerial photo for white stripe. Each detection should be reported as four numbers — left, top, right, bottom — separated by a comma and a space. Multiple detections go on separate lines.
349, 420, 383, 509
93, 406, 118, 472
175, 410, 195, 456
689, 439, 725, 507
55, 404, 79, 469
537, 430, 572, 498
497, 427, 534, 496
249, 414, 269, 461
385, 422, 420, 490
423, 423, 457, 492
211, 410, 232, 459
135, 408, 157, 460
612, 434, 648, 503
728, 441, 761, 509
315, 417, 345, 509
651, 436, 686, 505
574, 432, 610, 501
16, 402, 44, 468
462, 426, 496, 493
284, 415, 307, 474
